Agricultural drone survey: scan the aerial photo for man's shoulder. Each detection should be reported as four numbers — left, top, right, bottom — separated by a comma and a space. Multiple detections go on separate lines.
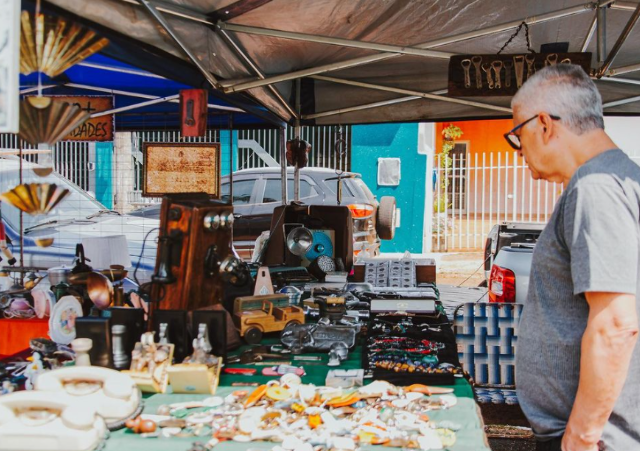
572, 149, 640, 189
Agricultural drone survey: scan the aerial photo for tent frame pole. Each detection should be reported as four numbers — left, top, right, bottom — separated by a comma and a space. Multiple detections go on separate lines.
217, 28, 298, 119
221, 3, 596, 93
581, 14, 598, 52
217, 23, 455, 59
90, 94, 180, 118
603, 94, 640, 108
280, 127, 288, 205
44, 83, 244, 112
597, 2, 640, 77
303, 90, 447, 120
311, 75, 511, 113
139, 0, 221, 90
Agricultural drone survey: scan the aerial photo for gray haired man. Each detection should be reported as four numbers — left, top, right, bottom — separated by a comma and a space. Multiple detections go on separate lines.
507, 64, 640, 451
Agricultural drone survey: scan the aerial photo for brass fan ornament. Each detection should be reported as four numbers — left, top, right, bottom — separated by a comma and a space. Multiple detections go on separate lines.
20, 10, 109, 78
19, 96, 90, 148
0, 183, 70, 216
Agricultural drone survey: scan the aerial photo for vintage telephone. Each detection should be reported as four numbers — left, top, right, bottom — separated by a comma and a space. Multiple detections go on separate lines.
35, 366, 142, 431
152, 194, 249, 310
0, 391, 107, 451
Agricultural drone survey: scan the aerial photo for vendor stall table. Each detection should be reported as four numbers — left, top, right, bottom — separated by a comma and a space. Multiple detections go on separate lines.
103, 342, 489, 451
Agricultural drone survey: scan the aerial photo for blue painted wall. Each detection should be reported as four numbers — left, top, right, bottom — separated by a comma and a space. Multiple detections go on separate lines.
220, 130, 239, 175
95, 142, 113, 208
351, 123, 425, 253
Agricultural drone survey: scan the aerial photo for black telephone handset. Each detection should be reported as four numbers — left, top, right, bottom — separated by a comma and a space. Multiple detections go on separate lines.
152, 230, 183, 284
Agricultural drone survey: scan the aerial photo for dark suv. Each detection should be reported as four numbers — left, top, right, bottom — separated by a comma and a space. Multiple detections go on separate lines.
131, 167, 396, 259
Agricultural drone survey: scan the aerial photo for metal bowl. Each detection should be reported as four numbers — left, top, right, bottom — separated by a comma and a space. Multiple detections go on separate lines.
86, 272, 114, 310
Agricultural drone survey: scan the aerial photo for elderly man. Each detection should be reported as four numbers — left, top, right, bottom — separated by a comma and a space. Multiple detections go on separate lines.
507, 64, 640, 451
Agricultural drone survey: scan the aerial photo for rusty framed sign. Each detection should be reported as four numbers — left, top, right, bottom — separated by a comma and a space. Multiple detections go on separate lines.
142, 142, 221, 197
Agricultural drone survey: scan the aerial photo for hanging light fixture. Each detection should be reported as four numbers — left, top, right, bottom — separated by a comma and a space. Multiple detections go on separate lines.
0, 183, 70, 216
20, 10, 109, 78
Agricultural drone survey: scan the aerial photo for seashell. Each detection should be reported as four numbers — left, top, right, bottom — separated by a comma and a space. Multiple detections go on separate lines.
232, 434, 252, 442
20, 11, 109, 78
280, 373, 302, 388
418, 429, 443, 450
266, 386, 291, 401
406, 392, 424, 402
161, 427, 181, 438
282, 435, 305, 450
329, 436, 356, 450
19, 97, 90, 148
0, 183, 70, 216
438, 395, 458, 408
251, 429, 285, 441
202, 396, 224, 407
391, 399, 411, 409
297, 385, 317, 402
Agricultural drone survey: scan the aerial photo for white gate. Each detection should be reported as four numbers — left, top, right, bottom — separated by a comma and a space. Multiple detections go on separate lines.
433, 151, 565, 251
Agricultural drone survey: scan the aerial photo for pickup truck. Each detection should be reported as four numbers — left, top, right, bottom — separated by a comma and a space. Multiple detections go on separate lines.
483, 222, 545, 303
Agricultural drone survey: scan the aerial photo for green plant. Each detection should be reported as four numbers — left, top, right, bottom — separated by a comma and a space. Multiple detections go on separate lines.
434, 124, 463, 214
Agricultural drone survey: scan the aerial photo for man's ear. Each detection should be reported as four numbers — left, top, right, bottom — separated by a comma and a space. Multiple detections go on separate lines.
538, 113, 554, 144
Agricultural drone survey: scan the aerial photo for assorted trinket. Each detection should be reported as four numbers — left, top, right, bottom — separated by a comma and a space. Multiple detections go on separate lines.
148, 376, 458, 449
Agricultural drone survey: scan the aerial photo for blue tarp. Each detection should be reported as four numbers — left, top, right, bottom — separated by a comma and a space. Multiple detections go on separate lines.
19, 54, 280, 130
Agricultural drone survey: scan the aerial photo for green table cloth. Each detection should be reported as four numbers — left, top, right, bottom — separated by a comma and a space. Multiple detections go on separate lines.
105, 344, 490, 451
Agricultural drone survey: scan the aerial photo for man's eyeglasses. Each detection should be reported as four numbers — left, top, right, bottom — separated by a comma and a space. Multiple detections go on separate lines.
504, 114, 561, 150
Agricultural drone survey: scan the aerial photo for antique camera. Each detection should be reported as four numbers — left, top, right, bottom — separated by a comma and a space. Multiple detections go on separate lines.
152, 194, 247, 311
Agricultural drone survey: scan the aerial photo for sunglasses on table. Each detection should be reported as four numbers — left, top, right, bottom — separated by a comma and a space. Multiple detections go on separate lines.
504, 114, 561, 150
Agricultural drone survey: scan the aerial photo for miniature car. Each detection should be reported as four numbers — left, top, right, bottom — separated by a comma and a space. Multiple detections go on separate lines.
233, 295, 305, 344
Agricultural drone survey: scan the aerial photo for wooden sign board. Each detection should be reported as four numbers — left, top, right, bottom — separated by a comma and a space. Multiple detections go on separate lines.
448, 52, 592, 97
143, 142, 220, 197
46, 96, 114, 141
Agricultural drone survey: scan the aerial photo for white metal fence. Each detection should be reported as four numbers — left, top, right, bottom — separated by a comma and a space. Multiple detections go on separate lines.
433, 151, 565, 252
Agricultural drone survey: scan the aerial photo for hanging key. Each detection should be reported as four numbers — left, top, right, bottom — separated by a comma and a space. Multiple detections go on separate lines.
461, 59, 472, 88
561, 58, 572, 64
525, 54, 536, 80
492, 60, 504, 89
514, 55, 525, 88
504, 60, 513, 88
471, 56, 483, 89
482, 63, 494, 89
545, 53, 558, 66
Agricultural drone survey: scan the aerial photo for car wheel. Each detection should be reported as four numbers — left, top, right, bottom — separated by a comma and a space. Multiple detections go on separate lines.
376, 196, 396, 240
244, 327, 263, 345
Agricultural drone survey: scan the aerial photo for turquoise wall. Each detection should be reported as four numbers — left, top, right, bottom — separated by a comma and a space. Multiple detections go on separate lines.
95, 142, 113, 209
351, 123, 425, 253
220, 130, 239, 175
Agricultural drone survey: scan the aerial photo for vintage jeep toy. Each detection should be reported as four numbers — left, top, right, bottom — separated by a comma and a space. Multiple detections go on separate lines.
233, 295, 305, 344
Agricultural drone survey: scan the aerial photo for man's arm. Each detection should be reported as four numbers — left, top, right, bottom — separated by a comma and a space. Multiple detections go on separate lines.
562, 292, 639, 451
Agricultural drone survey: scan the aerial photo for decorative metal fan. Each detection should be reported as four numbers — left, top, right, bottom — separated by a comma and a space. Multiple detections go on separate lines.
0, 183, 70, 215
19, 96, 90, 147
20, 10, 109, 77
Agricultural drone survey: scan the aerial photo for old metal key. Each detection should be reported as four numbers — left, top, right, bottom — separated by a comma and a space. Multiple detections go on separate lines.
482, 63, 494, 89
545, 53, 558, 66
525, 54, 536, 80
492, 60, 503, 89
514, 55, 525, 88
461, 59, 472, 88
471, 56, 483, 88
503, 60, 513, 88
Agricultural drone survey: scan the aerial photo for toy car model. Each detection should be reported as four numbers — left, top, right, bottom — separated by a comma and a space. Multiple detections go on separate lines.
233, 295, 305, 344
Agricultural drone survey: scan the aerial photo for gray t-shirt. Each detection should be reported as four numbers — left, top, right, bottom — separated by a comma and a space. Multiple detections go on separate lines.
516, 148, 640, 450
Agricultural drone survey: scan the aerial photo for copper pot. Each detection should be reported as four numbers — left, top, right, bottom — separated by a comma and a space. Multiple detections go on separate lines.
86, 272, 113, 310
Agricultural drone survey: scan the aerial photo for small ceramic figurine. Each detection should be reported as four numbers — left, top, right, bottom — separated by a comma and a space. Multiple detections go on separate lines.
24, 352, 45, 390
